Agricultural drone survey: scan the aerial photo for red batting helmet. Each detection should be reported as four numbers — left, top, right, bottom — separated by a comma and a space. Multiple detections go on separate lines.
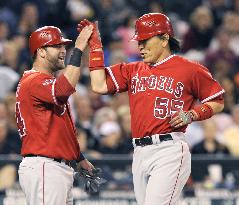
132, 13, 174, 41
29, 26, 72, 56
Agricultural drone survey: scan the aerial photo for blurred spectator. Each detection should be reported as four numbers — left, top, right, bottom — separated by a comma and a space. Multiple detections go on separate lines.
4, 92, 19, 131
97, 121, 123, 154
148, 1, 164, 13
88, 89, 106, 110
104, 35, 124, 66
0, 101, 8, 121
2, 40, 20, 70
221, 12, 239, 55
76, 126, 101, 159
212, 112, 234, 134
185, 121, 204, 149
117, 105, 133, 154
67, 0, 94, 21
0, 119, 19, 190
18, 2, 39, 36
219, 77, 236, 113
116, 14, 139, 61
42, 0, 70, 29
168, 13, 189, 41
222, 104, 239, 156
233, 0, 239, 14
0, 99, 20, 154
66, 0, 95, 40
11, 32, 30, 74
108, 92, 129, 114
92, 106, 118, 137
205, 27, 237, 77
204, 0, 230, 28
181, 6, 214, 53
191, 118, 230, 154
163, 0, 203, 20
73, 93, 98, 150
0, 21, 9, 57
0, 66, 19, 100
0, 119, 20, 155
0, 7, 17, 34
93, 0, 133, 46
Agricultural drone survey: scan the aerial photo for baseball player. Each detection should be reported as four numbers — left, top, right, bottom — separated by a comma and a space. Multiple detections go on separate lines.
16, 25, 95, 205
78, 13, 225, 205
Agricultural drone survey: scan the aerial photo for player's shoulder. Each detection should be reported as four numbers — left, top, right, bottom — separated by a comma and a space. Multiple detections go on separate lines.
175, 55, 210, 73
125, 61, 147, 70
20, 70, 54, 87
108, 61, 146, 72
112, 61, 144, 67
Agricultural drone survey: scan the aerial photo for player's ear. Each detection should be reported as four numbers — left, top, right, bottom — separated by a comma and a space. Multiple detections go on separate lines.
161, 34, 169, 48
37, 47, 46, 58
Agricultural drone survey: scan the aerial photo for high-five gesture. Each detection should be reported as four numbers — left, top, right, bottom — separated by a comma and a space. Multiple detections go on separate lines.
75, 24, 93, 51
77, 19, 102, 50
78, 19, 104, 70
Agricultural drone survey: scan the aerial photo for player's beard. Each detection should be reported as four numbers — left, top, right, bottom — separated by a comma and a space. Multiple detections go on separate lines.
46, 55, 65, 72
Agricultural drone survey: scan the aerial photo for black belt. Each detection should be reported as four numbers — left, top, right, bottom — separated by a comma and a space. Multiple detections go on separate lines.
133, 134, 173, 146
24, 154, 72, 167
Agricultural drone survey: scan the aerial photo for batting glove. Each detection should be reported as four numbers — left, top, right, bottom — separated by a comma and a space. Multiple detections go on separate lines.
169, 110, 196, 128
77, 19, 103, 50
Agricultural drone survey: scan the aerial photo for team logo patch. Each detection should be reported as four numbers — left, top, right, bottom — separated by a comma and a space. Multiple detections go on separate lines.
43, 79, 54, 86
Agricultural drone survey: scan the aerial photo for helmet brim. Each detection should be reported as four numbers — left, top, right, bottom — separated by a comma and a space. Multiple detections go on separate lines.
59, 39, 72, 44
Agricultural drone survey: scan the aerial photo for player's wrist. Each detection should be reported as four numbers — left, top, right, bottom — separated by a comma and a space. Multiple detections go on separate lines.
76, 152, 85, 163
68, 48, 82, 67
187, 110, 198, 121
191, 104, 213, 121
89, 50, 105, 71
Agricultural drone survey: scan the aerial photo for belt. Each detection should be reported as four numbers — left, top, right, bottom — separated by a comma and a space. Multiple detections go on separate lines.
133, 134, 173, 147
24, 154, 72, 167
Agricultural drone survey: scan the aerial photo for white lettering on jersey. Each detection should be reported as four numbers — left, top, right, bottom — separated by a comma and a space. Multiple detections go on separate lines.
16, 102, 27, 138
131, 74, 184, 98
157, 76, 167, 90
16, 83, 21, 97
165, 77, 174, 94
43, 79, 54, 86
174, 82, 184, 98
131, 73, 139, 94
148, 75, 157, 89
138, 76, 148, 92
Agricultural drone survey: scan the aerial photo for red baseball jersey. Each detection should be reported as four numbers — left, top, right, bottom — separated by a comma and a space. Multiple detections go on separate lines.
105, 55, 225, 138
15, 70, 80, 160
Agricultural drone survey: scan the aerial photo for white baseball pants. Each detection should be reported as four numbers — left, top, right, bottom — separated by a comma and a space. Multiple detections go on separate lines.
18, 156, 74, 205
132, 136, 191, 205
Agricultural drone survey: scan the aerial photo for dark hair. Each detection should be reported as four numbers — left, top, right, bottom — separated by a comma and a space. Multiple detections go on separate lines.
157, 34, 180, 53
169, 38, 180, 53
32, 52, 37, 62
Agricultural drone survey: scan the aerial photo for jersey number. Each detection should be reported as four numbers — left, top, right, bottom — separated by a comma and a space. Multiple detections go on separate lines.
154, 97, 184, 119
15, 102, 26, 138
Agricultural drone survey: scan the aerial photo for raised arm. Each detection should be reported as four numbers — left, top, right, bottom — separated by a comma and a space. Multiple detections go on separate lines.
63, 25, 93, 88
77, 20, 108, 94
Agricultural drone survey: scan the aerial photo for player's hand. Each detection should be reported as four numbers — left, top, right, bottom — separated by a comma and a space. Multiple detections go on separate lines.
75, 25, 93, 51
77, 159, 95, 176
77, 19, 103, 50
169, 110, 195, 128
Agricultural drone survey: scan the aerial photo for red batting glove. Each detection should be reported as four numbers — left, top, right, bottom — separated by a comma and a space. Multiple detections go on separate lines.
77, 19, 102, 50
77, 19, 90, 32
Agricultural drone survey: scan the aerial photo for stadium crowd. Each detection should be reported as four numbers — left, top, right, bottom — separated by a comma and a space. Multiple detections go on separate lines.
0, 0, 239, 192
